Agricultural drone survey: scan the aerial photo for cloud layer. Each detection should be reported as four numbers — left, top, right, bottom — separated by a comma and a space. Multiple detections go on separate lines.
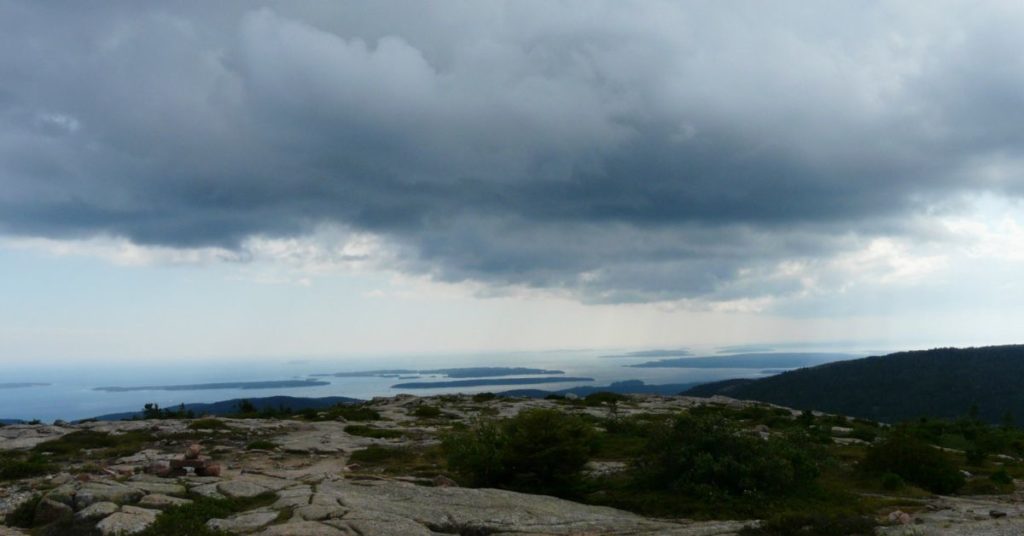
3, 1, 1024, 303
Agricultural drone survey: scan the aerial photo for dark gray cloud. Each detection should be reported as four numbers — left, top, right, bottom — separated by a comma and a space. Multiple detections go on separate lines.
2, 1, 1023, 302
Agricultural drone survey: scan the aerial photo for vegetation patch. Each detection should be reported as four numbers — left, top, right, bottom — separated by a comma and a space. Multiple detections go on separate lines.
188, 419, 229, 431
137, 492, 277, 536
0, 454, 54, 481
324, 404, 381, 421
344, 425, 407, 439
740, 513, 878, 536
349, 445, 446, 478
245, 439, 277, 450
862, 430, 965, 494
412, 405, 443, 418
4, 493, 41, 528
31, 430, 157, 460
443, 408, 595, 495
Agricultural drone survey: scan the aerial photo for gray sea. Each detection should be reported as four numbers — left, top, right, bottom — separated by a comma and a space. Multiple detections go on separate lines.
0, 344, 892, 422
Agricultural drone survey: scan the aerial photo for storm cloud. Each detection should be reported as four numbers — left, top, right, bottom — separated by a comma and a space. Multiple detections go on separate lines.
2, 1, 1024, 302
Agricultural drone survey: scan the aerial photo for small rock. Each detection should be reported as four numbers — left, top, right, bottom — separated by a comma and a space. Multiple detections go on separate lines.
189, 483, 225, 499
146, 461, 171, 477
431, 475, 458, 487
138, 494, 192, 510
218, 479, 270, 499
48, 473, 73, 486
185, 443, 202, 460
96, 506, 158, 536
887, 510, 912, 525
74, 502, 120, 522
75, 481, 145, 508
256, 521, 346, 535
207, 510, 279, 532
198, 463, 221, 477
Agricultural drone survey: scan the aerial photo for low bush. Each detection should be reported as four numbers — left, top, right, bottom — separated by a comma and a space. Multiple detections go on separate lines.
187, 419, 229, 431
344, 425, 405, 439
349, 445, 417, 464
0, 455, 54, 481
584, 392, 627, 407
245, 440, 276, 450
740, 513, 877, 536
442, 408, 595, 495
472, 392, 497, 403
31, 430, 157, 460
138, 492, 277, 536
412, 405, 442, 418
4, 494, 41, 528
326, 404, 380, 421
862, 430, 964, 494
633, 414, 821, 501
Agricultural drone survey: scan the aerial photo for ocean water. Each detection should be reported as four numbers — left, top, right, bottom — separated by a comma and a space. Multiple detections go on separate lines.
0, 345, 884, 422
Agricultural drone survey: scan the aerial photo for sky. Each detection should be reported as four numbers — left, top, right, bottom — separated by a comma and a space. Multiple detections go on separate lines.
3, 1, 1024, 363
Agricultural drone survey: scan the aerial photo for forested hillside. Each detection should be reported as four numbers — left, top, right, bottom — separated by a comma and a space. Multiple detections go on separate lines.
684, 345, 1024, 424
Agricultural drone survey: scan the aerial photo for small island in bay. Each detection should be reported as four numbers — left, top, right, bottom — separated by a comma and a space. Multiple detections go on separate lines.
314, 366, 565, 379
93, 380, 330, 392
391, 376, 593, 389
0, 382, 50, 389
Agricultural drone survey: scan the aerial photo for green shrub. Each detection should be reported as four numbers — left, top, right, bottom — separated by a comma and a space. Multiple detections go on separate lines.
245, 440, 276, 450
344, 425, 405, 439
30, 430, 156, 460
412, 405, 442, 418
880, 472, 905, 491
741, 513, 877, 536
188, 419, 228, 431
584, 392, 627, 407
0, 455, 54, 481
991, 468, 1013, 485
633, 414, 821, 500
442, 408, 595, 495
472, 393, 497, 403
862, 430, 964, 494
138, 493, 276, 536
327, 404, 380, 421
349, 446, 417, 464
4, 494, 41, 528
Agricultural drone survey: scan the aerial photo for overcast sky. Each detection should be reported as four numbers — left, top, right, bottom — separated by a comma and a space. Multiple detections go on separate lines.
3, 1, 1024, 362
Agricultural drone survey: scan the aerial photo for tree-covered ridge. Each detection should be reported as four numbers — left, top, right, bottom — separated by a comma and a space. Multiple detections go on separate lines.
684, 345, 1024, 424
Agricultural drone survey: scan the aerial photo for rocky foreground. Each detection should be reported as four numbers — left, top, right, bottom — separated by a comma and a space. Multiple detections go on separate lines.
2, 394, 1024, 535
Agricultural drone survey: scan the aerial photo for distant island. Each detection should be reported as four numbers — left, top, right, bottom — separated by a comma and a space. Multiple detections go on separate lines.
86, 395, 361, 421
600, 348, 691, 358
313, 367, 565, 379
628, 352, 857, 369
93, 380, 330, 392
0, 382, 49, 389
392, 377, 593, 389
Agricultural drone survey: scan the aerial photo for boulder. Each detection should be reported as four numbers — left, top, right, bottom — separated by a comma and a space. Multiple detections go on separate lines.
207, 510, 279, 532
74, 501, 119, 522
217, 479, 270, 499
138, 494, 192, 510
95, 506, 158, 535
257, 521, 347, 535
75, 481, 145, 508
